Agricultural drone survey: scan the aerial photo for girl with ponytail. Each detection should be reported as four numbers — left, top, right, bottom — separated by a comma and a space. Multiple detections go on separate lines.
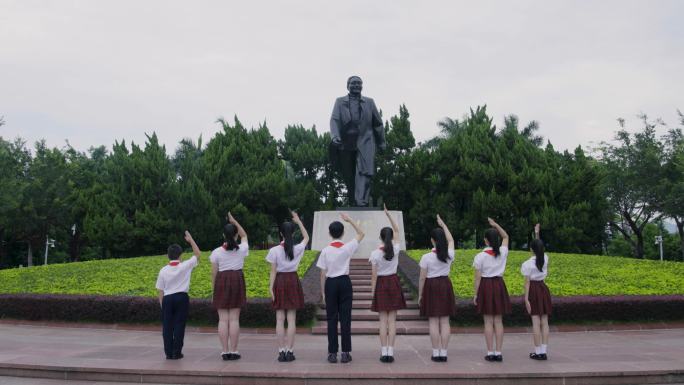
209, 212, 249, 361
266, 211, 309, 362
369, 205, 406, 363
473, 217, 512, 362
418, 214, 456, 363
521, 223, 552, 360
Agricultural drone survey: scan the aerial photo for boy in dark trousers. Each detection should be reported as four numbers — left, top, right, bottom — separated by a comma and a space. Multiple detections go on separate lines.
156, 231, 201, 359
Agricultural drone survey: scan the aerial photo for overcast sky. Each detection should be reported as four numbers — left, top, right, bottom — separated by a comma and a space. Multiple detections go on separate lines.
1, 0, 683, 154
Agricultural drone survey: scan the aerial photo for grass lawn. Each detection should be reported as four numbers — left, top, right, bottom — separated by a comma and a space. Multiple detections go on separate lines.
406, 249, 684, 298
0, 250, 318, 299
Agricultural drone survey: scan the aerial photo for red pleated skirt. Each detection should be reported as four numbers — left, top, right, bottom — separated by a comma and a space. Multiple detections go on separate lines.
371, 274, 407, 312
476, 276, 512, 315
528, 280, 552, 316
272, 272, 305, 310
213, 270, 247, 310
420, 276, 456, 318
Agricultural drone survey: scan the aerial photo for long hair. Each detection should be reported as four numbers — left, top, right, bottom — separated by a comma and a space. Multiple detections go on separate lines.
280, 221, 296, 261
223, 223, 239, 251
380, 227, 394, 261
430, 228, 449, 263
484, 228, 501, 257
530, 239, 545, 272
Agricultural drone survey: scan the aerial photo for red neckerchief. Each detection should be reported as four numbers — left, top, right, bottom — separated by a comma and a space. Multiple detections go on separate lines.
431, 248, 437, 253
379, 245, 385, 251
169, 261, 180, 266
280, 242, 285, 247
222, 242, 228, 250
330, 241, 344, 248
484, 249, 496, 256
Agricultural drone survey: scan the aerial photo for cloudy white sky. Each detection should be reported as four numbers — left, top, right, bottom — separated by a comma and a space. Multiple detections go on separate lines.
1, 0, 683, 153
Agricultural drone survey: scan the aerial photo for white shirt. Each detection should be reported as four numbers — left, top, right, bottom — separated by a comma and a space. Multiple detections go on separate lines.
316, 239, 359, 278
155, 256, 198, 296
369, 243, 401, 276
472, 246, 509, 277
209, 241, 249, 271
266, 241, 307, 273
521, 254, 549, 281
419, 248, 455, 278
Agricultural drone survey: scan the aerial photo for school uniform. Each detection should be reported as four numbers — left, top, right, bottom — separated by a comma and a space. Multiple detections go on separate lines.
473, 246, 512, 315
155, 255, 198, 359
369, 243, 407, 312
418, 248, 456, 318
521, 254, 552, 316
210, 241, 248, 309
316, 239, 359, 354
266, 241, 307, 310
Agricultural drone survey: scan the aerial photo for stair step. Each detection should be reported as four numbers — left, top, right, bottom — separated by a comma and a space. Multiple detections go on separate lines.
316, 309, 425, 321
349, 275, 371, 280
311, 320, 429, 335
351, 280, 370, 286
321, 300, 419, 310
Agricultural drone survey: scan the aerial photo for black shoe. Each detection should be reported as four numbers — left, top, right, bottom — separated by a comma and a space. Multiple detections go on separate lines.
229, 353, 241, 361
431, 355, 441, 362
166, 355, 173, 360
485, 354, 496, 362
380, 355, 388, 363
173, 353, 184, 360
340, 352, 352, 363
327, 353, 338, 363
222, 353, 230, 361
441, 356, 447, 362
494, 354, 503, 362
530, 353, 547, 361
285, 351, 296, 362
278, 351, 286, 362
387, 355, 395, 363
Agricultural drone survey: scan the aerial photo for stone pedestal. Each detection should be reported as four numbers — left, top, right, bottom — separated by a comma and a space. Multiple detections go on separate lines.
311, 210, 406, 259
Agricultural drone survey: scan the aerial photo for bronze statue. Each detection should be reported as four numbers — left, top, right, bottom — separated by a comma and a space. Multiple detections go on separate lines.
329, 76, 385, 207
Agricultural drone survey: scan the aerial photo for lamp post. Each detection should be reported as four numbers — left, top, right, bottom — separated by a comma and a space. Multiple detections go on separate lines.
655, 235, 664, 262
44, 236, 55, 266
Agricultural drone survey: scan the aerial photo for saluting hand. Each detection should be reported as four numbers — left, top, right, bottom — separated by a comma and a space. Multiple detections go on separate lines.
436, 214, 446, 228
487, 217, 497, 227
534, 223, 541, 234
291, 210, 301, 224
184, 231, 194, 244
340, 213, 352, 222
227, 212, 237, 225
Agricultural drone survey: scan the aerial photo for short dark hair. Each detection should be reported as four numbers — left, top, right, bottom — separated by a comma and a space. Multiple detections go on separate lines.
347, 75, 362, 86
329, 221, 344, 239
167, 244, 182, 260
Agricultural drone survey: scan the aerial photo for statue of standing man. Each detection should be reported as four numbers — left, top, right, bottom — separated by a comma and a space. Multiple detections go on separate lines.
329, 76, 386, 207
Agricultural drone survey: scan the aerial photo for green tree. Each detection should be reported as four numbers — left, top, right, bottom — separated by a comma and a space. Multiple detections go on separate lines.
661, 111, 684, 259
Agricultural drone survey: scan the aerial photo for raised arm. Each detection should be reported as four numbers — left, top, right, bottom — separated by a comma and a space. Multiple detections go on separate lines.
383, 204, 399, 243
291, 210, 310, 246
184, 231, 201, 263
487, 217, 509, 248
534, 223, 541, 240
228, 212, 248, 244
436, 214, 454, 250
340, 213, 365, 242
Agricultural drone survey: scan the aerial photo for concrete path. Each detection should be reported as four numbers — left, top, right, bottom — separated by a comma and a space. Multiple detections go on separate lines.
1, 324, 683, 384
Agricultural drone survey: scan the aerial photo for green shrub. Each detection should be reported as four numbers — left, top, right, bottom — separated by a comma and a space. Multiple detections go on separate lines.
406, 249, 684, 297
0, 250, 317, 299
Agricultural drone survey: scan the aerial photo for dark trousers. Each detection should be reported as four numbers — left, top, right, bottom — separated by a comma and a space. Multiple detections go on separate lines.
325, 275, 353, 353
161, 292, 189, 358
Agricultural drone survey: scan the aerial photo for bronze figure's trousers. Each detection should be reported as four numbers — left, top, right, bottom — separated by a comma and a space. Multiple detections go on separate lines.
339, 149, 371, 207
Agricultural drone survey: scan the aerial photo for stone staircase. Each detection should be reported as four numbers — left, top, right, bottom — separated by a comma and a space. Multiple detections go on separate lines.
312, 258, 429, 334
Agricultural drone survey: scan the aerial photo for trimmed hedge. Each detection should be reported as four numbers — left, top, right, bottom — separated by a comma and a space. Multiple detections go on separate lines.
0, 293, 318, 327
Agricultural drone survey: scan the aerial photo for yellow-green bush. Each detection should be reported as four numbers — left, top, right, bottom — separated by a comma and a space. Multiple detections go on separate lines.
406, 249, 684, 297
0, 250, 317, 299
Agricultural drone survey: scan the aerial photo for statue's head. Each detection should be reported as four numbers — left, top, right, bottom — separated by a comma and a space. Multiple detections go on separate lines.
347, 76, 363, 96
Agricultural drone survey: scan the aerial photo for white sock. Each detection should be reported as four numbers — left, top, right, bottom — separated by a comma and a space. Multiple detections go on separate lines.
487, 351, 494, 356
494, 351, 501, 356
535, 346, 541, 354
221, 351, 228, 355
541, 344, 547, 354
387, 346, 394, 356
381, 346, 388, 356
287, 348, 293, 353
279, 348, 285, 353
439, 349, 447, 357
433, 349, 440, 357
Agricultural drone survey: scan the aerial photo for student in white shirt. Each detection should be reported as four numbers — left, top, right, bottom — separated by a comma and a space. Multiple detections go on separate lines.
418, 214, 456, 363
316, 213, 364, 364
522, 223, 552, 361
209, 212, 248, 361
155, 231, 201, 360
369, 205, 406, 363
472, 217, 511, 362
267, 210, 310, 363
